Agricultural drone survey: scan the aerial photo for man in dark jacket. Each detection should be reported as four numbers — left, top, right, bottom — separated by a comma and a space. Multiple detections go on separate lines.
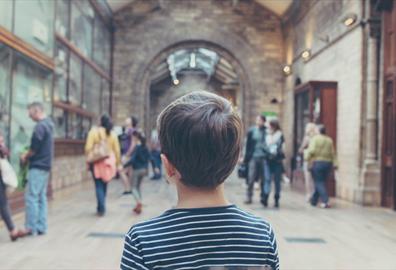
20, 102, 54, 236
243, 114, 270, 206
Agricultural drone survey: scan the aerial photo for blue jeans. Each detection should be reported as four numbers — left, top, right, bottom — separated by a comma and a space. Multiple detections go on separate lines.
264, 160, 283, 201
25, 168, 50, 234
247, 158, 270, 201
150, 150, 162, 178
310, 161, 332, 205
94, 178, 107, 214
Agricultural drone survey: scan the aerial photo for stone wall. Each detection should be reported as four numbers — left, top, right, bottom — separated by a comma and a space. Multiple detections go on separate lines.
112, 0, 284, 130
282, 0, 376, 204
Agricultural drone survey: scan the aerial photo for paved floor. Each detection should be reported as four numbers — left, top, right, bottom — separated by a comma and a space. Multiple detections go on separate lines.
1, 174, 396, 270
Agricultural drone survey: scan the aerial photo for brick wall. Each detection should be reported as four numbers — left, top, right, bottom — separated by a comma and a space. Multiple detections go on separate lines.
112, 0, 283, 130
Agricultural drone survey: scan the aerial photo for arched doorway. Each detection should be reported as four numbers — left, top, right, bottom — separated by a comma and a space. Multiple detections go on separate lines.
137, 41, 250, 135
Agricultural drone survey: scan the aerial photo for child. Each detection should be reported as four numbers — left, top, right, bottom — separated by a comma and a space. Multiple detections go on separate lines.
120, 91, 279, 270
123, 131, 150, 214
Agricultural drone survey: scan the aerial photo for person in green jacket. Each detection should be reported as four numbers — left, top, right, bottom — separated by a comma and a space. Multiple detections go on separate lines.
304, 125, 337, 208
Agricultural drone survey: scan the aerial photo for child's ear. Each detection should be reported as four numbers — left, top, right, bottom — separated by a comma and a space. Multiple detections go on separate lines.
161, 154, 177, 183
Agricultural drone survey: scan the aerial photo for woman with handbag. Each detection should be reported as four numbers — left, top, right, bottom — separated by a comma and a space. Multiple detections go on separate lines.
0, 132, 23, 241
85, 115, 121, 217
264, 119, 285, 208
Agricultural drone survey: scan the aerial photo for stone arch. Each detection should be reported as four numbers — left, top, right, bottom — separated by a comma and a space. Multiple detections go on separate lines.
137, 40, 252, 133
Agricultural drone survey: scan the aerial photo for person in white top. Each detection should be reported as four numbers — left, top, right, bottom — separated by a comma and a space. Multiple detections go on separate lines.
298, 122, 318, 201
264, 119, 285, 208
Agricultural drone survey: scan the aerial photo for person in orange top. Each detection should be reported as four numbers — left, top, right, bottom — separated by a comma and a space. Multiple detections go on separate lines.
85, 114, 121, 217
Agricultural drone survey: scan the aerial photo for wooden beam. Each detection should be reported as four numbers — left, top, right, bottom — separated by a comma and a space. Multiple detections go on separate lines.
0, 26, 54, 70
53, 101, 96, 118
56, 34, 111, 81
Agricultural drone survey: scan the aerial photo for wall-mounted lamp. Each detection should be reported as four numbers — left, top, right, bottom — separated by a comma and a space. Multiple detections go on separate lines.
343, 13, 357, 27
282, 65, 292, 76
173, 79, 180, 85
301, 49, 311, 62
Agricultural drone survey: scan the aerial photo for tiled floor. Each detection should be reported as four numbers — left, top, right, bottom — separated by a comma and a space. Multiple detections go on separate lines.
1, 174, 396, 270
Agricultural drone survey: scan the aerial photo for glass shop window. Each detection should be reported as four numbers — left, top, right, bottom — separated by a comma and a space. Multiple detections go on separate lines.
0, 45, 11, 147
10, 56, 52, 167
54, 42, 69, 102
101, 79, 110, 115
82, 65, 101, 116
14, 0, 54, 56
68, 53, 82, 106
55, 0, 70, 38
93, 16, 111, 73
0, 0, 13, 31
53, 107, 67, 138
71, 1, 94, 58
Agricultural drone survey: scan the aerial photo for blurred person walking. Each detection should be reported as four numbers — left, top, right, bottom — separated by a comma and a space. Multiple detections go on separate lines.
0, 131, 23, 241
299, 122, 318, 201
149, 129, 162, 180
242, 114, 270, 206
304, 125, 337, 208
20, 102, 54, 236
85, 115, 121, 216
264, 119, 285, 208
123, 131, 150, 214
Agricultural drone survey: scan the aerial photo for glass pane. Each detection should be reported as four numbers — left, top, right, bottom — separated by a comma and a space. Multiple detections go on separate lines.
55, 0, 69, 38
10, 56, 52, 167
0, 0, 13, 31
295, 91, 310, 154
53, 108, 66, 138
54, 42, 68, 102
0, 45, 11, 147
71, 1, 94, 58
66, 113, 83, 139
14, 0, 54, 56
82, 117, 91, 139
82, 65, 101, 115
68, 53, 82, 106
101, 79, 110, 114
93, 16, 111, 73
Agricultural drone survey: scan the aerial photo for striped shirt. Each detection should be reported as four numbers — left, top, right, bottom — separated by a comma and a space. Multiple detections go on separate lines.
120, 205, 279, 270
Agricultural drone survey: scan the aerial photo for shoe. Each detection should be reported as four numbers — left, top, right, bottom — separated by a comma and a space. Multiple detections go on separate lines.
274, 201, 279, 208
260, 199, 268, 207
38, 231, 46, 236
244, 199, 252, 204
320, 203, 331, 209
18, 229, 33, 238
96, 212, 105, 217
122, 191, 132, 195
133, 203, 142, 214
9, 229, 24, 242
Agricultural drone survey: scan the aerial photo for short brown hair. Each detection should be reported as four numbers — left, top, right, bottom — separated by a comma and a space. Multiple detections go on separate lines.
157, 91, 242, 189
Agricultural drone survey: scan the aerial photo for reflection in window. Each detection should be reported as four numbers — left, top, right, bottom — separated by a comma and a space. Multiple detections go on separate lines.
67, 113, 84, 139
0, 0, 13, 31
69, 54, 82, 106
53, 108, 66, 138
0, 45, 11, 146
55, 0, 70, 38
54, 42, 69, 102
93, 16, 111, 73
71, 1, 94, 57
10, 56, 52, 167
14, 0, 54, 56
101, 79, 110, 114
82, 65, 101, 115
82, 117, 91, 139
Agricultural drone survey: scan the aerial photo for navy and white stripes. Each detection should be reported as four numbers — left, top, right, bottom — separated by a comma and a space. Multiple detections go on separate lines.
121, 205, 279, 270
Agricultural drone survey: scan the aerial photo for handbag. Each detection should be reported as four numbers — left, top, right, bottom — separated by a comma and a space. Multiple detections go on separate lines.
87, 128, 111, 164
238, 163, 248, 179
0, 158, 18, 188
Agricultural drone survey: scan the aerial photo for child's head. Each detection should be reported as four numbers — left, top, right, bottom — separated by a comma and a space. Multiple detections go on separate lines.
157, 91, 242, 189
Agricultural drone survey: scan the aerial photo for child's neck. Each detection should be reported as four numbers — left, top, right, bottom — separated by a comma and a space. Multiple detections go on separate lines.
175, 183, 230, 209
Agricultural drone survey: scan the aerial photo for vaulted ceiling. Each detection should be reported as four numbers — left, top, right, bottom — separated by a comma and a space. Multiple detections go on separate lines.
106, 0, 292, 16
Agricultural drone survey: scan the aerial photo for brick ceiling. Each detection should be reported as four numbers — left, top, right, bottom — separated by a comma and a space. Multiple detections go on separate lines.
107, 0, 292, 16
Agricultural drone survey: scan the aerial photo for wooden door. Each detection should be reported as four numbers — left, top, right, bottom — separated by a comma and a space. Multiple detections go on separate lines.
381, 1, 396, 209
320, 87, 337, 196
